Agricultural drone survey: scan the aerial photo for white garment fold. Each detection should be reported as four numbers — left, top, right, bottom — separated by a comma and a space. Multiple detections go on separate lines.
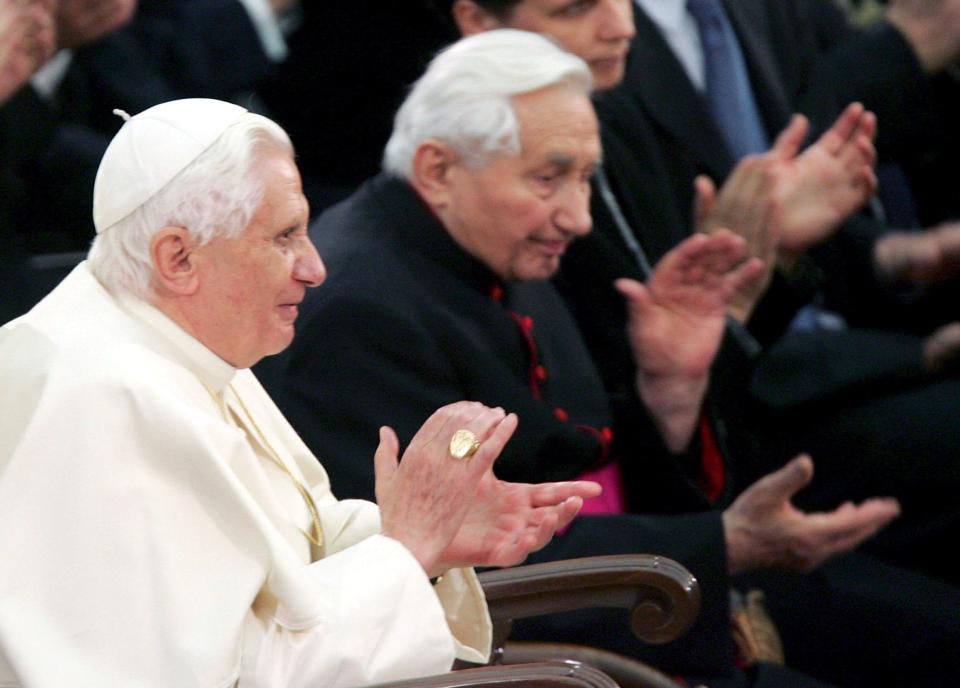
0, 263, 490, 687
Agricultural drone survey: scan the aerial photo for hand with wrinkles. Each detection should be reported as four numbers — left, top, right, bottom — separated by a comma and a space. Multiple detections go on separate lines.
0, 0, 56, 104
774, 103, 877, 257
888, 0, 960, 73
875, 221, 960, 284
723, 455, 900, 575
56, 0, 136, 49
695, 103, 877, 322
618, 230, 764, 452
375, 401, 601, 578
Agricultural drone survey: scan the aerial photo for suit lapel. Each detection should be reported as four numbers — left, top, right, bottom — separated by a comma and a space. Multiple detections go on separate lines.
724, 0, 792, 132
622, 7, 734, 180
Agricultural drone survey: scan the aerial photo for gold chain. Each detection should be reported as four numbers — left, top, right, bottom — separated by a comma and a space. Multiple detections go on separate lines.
201, 380, 325, 560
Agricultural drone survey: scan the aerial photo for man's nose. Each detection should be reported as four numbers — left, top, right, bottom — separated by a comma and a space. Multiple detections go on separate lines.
598, 0, 636, 42
555, 182, 593, 237
295, 237, 326, 287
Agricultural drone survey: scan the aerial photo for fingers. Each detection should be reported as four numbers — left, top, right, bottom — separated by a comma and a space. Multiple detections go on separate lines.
818, 102, 865, 156
797, 497, 900, 570
526, 480, 603, 507
424, 403, 516, 480
856, 109, 877, 145
693, 175, 717, 232
372, 425, 400, 503
725, 255, 766, 297
469, 411, 518, 476
615, 276, 649, 309
486, 501, 577, 567
923, 321, 960, 372
770, 113, 808, 160
746, 454, 814, 508
552, 496, 585, 532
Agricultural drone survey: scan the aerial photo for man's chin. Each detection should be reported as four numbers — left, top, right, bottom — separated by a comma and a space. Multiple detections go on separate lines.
515, 259, 562, 282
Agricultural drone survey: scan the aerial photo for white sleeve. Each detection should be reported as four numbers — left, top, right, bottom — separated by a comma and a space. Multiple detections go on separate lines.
240, 535, 462, 688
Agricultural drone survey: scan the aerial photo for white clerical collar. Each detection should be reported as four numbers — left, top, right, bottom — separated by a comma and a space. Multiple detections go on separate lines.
113, 284, 237, 394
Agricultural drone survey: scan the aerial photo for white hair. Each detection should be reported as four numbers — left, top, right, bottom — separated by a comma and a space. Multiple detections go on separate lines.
383, 29, 593, 178
87, 113, 293, 298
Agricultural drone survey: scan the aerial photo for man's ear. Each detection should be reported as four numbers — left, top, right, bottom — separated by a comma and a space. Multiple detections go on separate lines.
410, 140, 459, 211
151, 227, 200, 295
453, 0, 504, 35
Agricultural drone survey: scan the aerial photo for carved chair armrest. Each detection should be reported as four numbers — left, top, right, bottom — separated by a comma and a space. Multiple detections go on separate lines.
370, 660, 620, 688
477, 555, 700, 659
502, 643, 682, 688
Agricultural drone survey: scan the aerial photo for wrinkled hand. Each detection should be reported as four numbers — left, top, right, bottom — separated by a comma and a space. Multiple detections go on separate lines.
375, 401, 601, 578
723, 455, 900, 575
695, 106, 877, 321
874, 222, 960, 284
775, 103, 877, 256
923, 321, 960, 374
694, 154, 783, 322
0, 0, 56, 104
56, 0, 136, 49
888, 0, 960, 72
617, 230, 764, 451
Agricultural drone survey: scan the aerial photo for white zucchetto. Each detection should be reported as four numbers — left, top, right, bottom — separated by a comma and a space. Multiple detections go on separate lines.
93, 98, 248, 233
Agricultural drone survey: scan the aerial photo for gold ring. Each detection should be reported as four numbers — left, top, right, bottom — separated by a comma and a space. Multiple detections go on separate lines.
449, 429, 481, 460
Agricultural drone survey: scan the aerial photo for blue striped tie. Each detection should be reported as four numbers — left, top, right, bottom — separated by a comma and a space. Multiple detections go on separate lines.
686, 0, 769, 161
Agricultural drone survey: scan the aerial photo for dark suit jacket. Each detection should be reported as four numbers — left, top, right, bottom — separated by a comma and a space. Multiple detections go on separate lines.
257, 173, 960, 686
558, 0, 960, 578
258, 4, 458, 205
18, 0, 276, 252
257, 173, 737, 676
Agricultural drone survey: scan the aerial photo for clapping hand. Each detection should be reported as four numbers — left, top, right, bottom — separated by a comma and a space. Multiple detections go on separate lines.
723, 455, 900, 575
375, 401, 601, 578
618, 230, 763, 451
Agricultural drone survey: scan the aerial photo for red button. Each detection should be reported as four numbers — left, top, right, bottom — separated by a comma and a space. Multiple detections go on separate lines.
520, 316, 534, 332
534, 365, 547, 382
601, 427, 614, 443
489, 284, 504, 301
554, 408, 569, 422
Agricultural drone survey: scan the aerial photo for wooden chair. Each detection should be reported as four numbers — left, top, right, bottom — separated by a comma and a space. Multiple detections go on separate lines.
375, 555, 700, 688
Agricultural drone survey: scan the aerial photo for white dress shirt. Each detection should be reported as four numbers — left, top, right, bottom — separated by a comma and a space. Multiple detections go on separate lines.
635, 0, 706, 90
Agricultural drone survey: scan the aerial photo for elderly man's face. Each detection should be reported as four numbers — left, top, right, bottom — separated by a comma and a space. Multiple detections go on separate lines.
192, 149, 325, 368
490, 0, 635, 90
440, 85, 600, 282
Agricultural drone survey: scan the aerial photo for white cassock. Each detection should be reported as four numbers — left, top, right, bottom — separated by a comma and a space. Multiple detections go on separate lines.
0, 263, 491, 688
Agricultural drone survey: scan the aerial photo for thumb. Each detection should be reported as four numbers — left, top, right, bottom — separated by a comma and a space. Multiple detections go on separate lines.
615, 277, 652, 320
693, 175, 717, 232
771, 114, 808, 160
753, 453, 815, 505
373, 426, 400, 503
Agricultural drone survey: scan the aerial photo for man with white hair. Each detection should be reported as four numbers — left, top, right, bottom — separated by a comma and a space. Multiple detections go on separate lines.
0, 97, 600, 687
263, 28, 960, 688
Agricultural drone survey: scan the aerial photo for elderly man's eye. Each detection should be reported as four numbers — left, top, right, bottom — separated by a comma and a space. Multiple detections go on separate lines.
556, 0, 595, 17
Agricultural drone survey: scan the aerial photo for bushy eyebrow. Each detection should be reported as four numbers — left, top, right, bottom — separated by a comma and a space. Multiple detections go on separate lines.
541, 154, 603, 176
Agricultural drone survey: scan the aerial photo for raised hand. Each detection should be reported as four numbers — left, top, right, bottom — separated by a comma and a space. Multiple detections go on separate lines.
874, 221, 960, 284
695, 105, 877, 322
723, 455, 901, 575
693, 145, 788, 322
374, 401, 600, 577
0, 0, 56, 104
617, 230, 764, 451
56, 0, 136, 49
774, 103, 877, 256
888, 0, 960, 72
923, 321, 960, 374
